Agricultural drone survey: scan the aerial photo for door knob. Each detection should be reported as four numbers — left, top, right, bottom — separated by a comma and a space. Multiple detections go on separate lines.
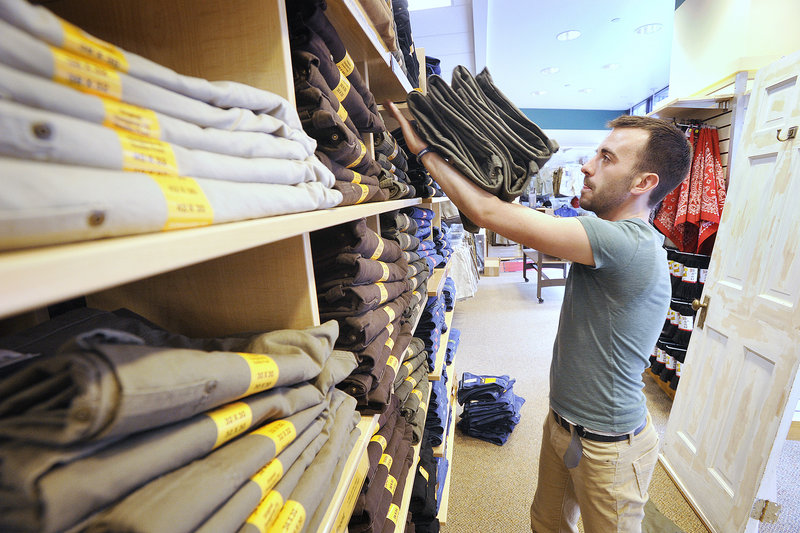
692, 296, 710, 329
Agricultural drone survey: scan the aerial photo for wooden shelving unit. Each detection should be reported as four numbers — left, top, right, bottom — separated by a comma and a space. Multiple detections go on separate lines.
647, 368, 676, 401
0, 1, 444, 532
648, 95, 734, 121
436, 383, 458, 525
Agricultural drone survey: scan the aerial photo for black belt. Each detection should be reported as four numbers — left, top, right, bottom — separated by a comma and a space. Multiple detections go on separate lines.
552, 410, 646, 443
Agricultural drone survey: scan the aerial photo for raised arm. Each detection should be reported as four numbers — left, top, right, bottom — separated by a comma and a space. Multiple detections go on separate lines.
385, 101, 594, 266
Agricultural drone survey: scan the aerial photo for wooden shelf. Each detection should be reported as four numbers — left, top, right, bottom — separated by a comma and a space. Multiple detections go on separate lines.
0, 198, 422, 321
429, 310, 455, 382
324, 0, 413, 102
646, 368, 676, 401
318, 414, 380, 533
648, 95, 733, 120
393, 384, 433, 533
427, 262, 452, 297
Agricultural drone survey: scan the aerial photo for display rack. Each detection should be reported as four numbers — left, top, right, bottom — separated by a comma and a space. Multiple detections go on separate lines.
0, 1, 450, 531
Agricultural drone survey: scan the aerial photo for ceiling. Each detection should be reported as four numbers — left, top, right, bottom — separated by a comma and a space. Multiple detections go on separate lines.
409, 0, 675, 111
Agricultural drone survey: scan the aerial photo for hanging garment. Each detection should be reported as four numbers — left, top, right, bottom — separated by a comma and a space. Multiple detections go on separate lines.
654, 126, 726, 253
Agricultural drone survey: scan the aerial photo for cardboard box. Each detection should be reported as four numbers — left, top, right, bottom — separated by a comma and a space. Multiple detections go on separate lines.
483, 257, 500, 277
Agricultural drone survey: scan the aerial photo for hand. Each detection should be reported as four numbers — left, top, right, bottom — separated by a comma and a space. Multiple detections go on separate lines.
383, 100, 429, 156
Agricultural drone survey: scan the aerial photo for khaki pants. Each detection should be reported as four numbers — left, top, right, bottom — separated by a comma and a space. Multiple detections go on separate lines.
530, 411, 659, 533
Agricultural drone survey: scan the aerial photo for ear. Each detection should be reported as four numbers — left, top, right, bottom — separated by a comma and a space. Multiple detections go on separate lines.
630, 172, 659, 198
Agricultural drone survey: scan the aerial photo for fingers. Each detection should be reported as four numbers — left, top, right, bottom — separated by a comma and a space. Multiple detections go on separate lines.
383, 100, 426, 155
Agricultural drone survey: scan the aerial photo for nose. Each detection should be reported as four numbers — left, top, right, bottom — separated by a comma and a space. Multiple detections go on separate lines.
581, 159, 593, 176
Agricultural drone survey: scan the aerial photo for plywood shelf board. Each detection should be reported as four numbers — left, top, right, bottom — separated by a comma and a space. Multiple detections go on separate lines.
317, 414, 379, 533
427, 262, 452, 297
429, 310, 455, 381
648, 95, 733, 120
0, 198, 421, 320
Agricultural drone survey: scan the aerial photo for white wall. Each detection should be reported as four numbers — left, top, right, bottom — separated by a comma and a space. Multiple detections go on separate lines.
409, 0, 475, 81
669, 0, 800, 98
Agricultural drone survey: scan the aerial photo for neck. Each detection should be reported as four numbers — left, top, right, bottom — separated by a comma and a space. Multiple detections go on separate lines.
600, 197, 652, 222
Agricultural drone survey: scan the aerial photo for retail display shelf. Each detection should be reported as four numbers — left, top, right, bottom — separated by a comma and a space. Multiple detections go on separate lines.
393, 385, 433, 533
324, 0, 414, 102
427, 261, 452, 297
648, 95, 734, 121
430, 309, 455, 381
436, 384, 458, 525
646, 368, 676, 401
432, 357, 456, 458
421, 196, 451, 205
318, 414, 380, 533
0, 198, 422, 320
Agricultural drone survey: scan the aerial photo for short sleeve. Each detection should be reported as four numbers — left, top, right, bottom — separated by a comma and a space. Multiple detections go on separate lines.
577, 217, 642, 270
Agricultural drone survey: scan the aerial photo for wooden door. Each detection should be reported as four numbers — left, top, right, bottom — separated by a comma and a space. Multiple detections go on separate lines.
660, 49, 800, 533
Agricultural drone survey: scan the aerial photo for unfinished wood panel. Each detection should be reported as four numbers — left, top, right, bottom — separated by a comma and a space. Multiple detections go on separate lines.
87, 234, 319, 337
47, 0, 295, 101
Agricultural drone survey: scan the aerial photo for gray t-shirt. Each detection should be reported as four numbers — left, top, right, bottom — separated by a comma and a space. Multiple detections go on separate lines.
549, 217, 670, 433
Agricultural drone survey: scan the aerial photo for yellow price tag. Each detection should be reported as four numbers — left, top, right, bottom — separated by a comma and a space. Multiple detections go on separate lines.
386, 355, 400, 373
376, 283, 389, 304
369, 238, 385, 260
346, 140, 367, 169
378, 262, 391, 283
101, 98, 160, 138
118, 132, 178, 175
370, 434, 388, 452
269, 500, 305, 533
51, 47, 122, 100
379, 453, 393, 471
238, 353, 280, 395
252, 459, 284, 496
246, 490, 284, 533
255, 419, 297, 455
150, 175, 214, 230
336, 51, 355, 77
385, 475, 397, 494
208, 402, 253, 449
335, 102, 349, 122
60, 19, 128, 71
332, 72, 352, 102
387, 503, 400, 523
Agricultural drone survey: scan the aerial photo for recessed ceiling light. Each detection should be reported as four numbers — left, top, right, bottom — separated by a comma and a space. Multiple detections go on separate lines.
531, 90, 547, 96
579, 88, 594, 94
603, 63, 620, 70
635, 23, 663, 34
611, 17, 621, 23
541, 67, 560, 75
556, 30, 581, 41
563, 83, 572, 88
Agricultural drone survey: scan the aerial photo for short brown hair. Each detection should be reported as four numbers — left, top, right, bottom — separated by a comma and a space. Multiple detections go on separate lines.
608, 115, 692, 207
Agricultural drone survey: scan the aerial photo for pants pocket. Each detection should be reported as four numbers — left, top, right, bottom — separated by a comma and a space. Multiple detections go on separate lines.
632, 439, 659, 499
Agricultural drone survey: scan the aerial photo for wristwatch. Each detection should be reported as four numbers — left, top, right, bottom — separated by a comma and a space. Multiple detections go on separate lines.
416, 145, 437, 163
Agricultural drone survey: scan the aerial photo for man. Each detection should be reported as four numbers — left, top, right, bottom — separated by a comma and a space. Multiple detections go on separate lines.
385, 103, 692, 533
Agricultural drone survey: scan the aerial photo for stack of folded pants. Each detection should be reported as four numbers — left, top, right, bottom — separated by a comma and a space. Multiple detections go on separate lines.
393, 337, 431, 445
409, 430, 440, 532
0, 0, 343, 250
392, 0, 420, 88
433, 225, 454, 267
401, 206, 444, 272
424, 368, 450, 447
445, 328, 460, 366
286, 2, 415, 203
415, 294, 447, 370
442, 277, 456, 312
456, 372, 525, 446
349, 395, 416, 533
380, 208, 434, 317
0, 306, 361, 533
407, 65, 559, 231
392, 127, 445, 199
312, 218, 421, 414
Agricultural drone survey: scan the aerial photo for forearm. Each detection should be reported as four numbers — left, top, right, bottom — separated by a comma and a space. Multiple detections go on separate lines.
418, 150, 594, 265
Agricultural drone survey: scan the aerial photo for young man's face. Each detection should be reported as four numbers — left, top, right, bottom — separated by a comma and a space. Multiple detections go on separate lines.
579, 127, 649, 219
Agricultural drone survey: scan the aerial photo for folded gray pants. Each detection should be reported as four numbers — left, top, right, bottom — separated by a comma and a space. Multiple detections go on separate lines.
0, 100, 334, 186
0, 321, 338, 445
0, 384, 325, 533
79, 400, 332, 533
0, 0, 304, 128
451, 65, 556, 171
0, 19, 313, 143
0, 64, 313, 161
236, 389, 359, 533
0, 158, 342, 251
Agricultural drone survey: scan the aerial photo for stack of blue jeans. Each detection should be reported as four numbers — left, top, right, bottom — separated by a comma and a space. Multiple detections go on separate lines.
415, 294, 446, 369
456, 372, 525, 445
433, 226, 453, 268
